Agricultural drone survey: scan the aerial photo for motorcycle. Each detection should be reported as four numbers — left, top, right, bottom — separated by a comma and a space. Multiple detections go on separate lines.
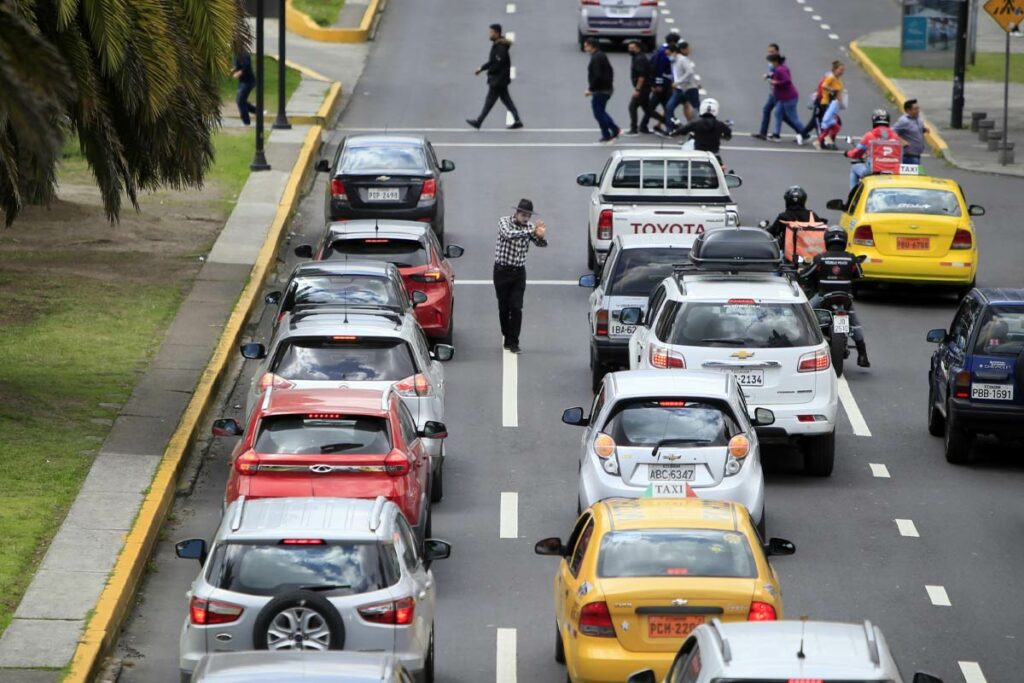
801, 253, 867, 378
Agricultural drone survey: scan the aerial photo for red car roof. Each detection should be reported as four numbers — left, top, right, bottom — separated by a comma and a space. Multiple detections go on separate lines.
261, 388, 389, 418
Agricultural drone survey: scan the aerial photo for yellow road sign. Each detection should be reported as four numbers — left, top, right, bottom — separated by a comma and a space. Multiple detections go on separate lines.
984, 0, 1024, 32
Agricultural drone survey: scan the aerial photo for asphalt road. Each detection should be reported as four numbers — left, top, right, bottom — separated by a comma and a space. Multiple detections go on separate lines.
114, 1, 1024, 681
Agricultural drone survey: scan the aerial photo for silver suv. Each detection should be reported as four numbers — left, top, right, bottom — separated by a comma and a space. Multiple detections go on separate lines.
175, 496, 451, 681
577, 0, 659, 52
628, 619, 943, 683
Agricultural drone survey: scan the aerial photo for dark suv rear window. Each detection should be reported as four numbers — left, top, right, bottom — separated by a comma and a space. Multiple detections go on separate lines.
290, 276, 401, 311
272, 338, 417, 381
603, 399, 736, 447
255, 415, 390, 455
607, 248, 691, 296
325, 238, 429, 268
668, 302, 821, 348
972, 305, 1024, 356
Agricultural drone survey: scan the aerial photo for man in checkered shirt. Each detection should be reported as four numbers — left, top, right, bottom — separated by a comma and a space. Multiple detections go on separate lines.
493, 198, 547, 353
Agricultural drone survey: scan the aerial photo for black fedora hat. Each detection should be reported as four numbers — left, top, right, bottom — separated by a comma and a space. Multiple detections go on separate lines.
513, 198, 535, 215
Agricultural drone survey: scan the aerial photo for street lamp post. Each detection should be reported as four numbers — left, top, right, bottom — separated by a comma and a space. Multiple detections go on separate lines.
251, 0, 271, 171
273, 0, 291, 130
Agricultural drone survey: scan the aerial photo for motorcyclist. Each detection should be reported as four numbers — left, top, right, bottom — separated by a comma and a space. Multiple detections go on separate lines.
799, 225, 870, 367
766, 186, 824, 252
670, 97, 732, 166
844, 109, 905, 189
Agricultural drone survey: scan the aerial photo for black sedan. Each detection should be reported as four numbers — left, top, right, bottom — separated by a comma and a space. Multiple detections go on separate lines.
316, 135, 455, 240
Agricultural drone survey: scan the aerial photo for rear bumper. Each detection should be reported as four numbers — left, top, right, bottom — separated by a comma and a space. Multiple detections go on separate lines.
592, 337, 630, 367
860, 255, 976, 286
328, 200, 438, 225
579, 10, 658, 37
412, 286, 453, 338
567, 632, 673, 683
949, 397, 1024, 436
749, 387, 838, 438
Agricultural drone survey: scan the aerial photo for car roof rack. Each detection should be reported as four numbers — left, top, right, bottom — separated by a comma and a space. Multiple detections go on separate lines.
674, 227, 792, 275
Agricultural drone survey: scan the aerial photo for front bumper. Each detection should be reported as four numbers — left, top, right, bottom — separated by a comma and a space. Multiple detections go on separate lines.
592, 337, 630, 367
949, 397, 1024, 437
859, 253, 976, 286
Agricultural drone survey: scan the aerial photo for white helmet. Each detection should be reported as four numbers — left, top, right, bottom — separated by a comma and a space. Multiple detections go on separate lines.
699, 98, 719, 117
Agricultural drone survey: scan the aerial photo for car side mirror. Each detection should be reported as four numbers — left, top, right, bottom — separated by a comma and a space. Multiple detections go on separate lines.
315, 159, 331, 173
444, 244, 465, 259
765, 537, 796, 556
826, 198, 846, 212
264, 291, 282, 306
423, 539, 452, 565
926, 328, 947, 344
419, 420, 448, 439
813, 309, 833, 329
752, 407, 775, 427
440, 159, 456, 173
211, 418, 243, 437
175, 538, 207, 564
912, 673, 943, 683
968, 204, 985, 217
432, 344, 454, 361
411, 291, 428, 307
724, 173, 742, 189
626, 671, 658, 683
619, 307, 642, 326
239, 342, 267, 360
534, 537, 567, 556
576, 172, 598, 187
757, 219, 770, 228
294, 244, 314, 259
561, 407, 589, 427
578, 273, 597, 288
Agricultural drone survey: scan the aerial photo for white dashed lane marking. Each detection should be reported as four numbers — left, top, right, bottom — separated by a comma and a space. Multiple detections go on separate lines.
502, 349, 518, 427
829, 33, 840, 40
499, 492, 518, 539
812, 14, 821, 20
506, 31, 515, 42
505, 3, 516, 14
821, 23, 831, 29
895, 519, 919, 537
959, 662, 988, 683
926, 585, 952, 607
869, 463, 890, 478
664, 17, 675, 23
496, 628, 517, 683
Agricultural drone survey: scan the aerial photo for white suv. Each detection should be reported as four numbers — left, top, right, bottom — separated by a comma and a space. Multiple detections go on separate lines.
624, 229, 839, 476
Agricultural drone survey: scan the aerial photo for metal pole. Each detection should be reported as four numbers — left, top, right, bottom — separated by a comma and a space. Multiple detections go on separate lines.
951, 0, 970, 128
273, 0, 291, 129
1002, 27, 1011, 165
251, 0, 271, 171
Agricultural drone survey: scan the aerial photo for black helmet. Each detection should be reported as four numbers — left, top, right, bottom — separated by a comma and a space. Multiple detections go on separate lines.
783, 186, 807, 208
824, 225, 848, 251
871, 109, 891, 127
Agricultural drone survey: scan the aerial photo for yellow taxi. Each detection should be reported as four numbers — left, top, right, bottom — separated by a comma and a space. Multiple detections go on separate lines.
534, 498, 795, 683
825, 174, 984, 294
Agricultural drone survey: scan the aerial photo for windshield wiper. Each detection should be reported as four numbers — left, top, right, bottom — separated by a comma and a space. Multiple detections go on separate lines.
299, 584, 351, 592
700, 337, 746, 345
320, 443, 364, 453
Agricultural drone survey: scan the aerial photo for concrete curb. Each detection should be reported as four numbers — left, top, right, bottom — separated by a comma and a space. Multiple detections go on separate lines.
291, 81, 344, 126
849, 40, 951, 159
286, 0, 382, 43
61, 83, 341, 683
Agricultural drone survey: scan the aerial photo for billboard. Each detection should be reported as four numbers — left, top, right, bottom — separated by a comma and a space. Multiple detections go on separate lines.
901, 0, 963, 67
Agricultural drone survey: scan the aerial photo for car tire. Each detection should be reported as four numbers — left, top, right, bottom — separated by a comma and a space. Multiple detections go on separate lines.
578, 32, 587, 52
643, 37, 656, 52
943, 409, 971, 465
438, 309, 454, 347
555, 622, 566, 663
756, 507, 767, 539
590, 348, 607, 393
431, 458, 444, 503
802, 431, 835, 477
252, 590, 345, 651
955, 279, 975, 300
926, 378, 945, 437
830, 332, 846, 377
423, 506, 433, 540
424, 625, 435, 683
434, 219, 445, 245
587, 239, 597, 271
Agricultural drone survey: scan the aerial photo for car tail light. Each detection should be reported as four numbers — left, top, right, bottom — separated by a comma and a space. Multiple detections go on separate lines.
384, 450, 411, 476
394, 373, 433, 397
411, 270, 446, 283
359, 596, 415, 625
649, 344, 685, 369
190, 596, 243, 625
951, 229, 972, 250
235, 449, 260, 475
747, 601, 777, 621
954, 370, 971, 399
597, 209, 613, 240
797, 415, 827, 423
330, 178, 347, 201
578, 602, 616, 637
593, 433, 620, 475
798, 349, 830, 372
258, 373, 294, 391
728, 435, 750, 459
419, 179, 436, 202
852, 224, 874, 247
595, 309, 609, 337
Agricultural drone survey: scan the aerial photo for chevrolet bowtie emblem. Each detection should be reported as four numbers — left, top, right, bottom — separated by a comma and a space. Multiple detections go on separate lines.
376, 175, 391, 181
662, 454, 682, 462
672, 599, 688, 606
731, 350, 755, 359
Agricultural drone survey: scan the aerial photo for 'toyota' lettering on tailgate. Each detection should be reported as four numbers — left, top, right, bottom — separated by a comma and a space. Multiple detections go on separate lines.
631, 222, 706, 234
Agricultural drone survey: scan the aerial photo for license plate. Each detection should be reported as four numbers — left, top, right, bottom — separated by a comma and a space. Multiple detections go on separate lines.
833, 314, 850, 334
897, 236, 930, 250
649, 465, 695, 482
971, 383, 1014, 401
368, 188, 401, 201
610, 323, 636, 336
607, 6, 631, 15
731, 369, 764, 386
647, 615, 704, 639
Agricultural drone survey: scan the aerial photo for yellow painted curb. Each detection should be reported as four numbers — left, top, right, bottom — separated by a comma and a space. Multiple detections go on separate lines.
286, 0, 381, 43
62, 81, 340, 682
291, 81, 344, 126
849, 40, 950, 159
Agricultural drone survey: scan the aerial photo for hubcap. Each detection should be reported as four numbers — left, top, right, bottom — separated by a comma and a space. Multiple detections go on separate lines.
265, 606, 331, 650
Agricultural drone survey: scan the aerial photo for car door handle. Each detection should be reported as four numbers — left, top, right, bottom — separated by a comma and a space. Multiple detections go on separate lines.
418, 590, 427, 600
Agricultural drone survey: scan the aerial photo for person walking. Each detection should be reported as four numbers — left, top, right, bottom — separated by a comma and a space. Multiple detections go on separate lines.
627, 40, 662, 135
467, 23, 523, 130
801, 60, 845, 144
648, 32, 680, 127
892, 98, 928, 165
753, 43, 780, 140
584, 38, 621, 143
661, 41, 698, 131
767, 53, 805, 142
493, 199, 547, 354
232, 49, 257, 126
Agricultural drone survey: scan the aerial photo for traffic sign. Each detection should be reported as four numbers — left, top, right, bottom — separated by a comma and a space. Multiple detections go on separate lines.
984, 0, 1024, 33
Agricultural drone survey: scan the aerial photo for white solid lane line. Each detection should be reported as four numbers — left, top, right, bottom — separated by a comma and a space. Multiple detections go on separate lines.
500, 492, 519, 539
869, 463, 890, 478
895, 519, 920, 537
837, 376, 872, 436
496, 628, 517, 683
502, 349, 518, 428
457, 279, 579, 286
926, 585, 952, 607
959, 662, 988, 683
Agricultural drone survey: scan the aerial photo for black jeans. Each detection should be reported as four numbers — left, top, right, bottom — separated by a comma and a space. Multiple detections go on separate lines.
478, 84, 521, 123
647, 86, 670, 126
236, 79, 257, 125
493, 264, 527, 346
630, 85, 662, 130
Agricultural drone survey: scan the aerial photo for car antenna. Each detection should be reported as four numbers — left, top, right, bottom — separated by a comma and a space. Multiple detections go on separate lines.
797, 615, 808, 659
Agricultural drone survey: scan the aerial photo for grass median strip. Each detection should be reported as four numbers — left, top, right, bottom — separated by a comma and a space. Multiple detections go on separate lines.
860, 46, 1024, 84
293, 0, 347, 27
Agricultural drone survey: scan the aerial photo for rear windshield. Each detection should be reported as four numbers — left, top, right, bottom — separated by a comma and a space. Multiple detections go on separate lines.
291, 276, 400, 310
208, 542, 400, 596
973, 306, 1024, 356
340, 144, 427, 174
325, 238, 429, 268
255, 415, 390, 455
669, 302, 821, 348
598, 529, 757, 578
610, 160, 720, 190
607, 248, 691, 296
272, 338, 417, 381
864, 188, 961, 216
604, 400, 735, 447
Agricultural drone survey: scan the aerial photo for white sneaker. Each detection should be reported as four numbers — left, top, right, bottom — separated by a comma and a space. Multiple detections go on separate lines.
795, 133, 805, 145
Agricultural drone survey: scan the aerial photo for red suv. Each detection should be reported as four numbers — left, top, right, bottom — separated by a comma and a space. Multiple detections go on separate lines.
212, 387, 447, 540
295, 220, 464, 345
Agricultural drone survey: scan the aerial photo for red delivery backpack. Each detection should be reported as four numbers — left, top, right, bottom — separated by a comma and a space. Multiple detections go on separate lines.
780, 211, 828, 263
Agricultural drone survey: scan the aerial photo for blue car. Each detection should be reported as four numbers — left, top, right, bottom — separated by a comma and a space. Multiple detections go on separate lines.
927, 288, 1024, 463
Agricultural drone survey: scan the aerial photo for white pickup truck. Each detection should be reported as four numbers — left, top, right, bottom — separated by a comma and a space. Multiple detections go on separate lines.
576, 149, 742, 270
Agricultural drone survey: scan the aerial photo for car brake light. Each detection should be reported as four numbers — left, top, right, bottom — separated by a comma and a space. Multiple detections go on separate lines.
384, 450, 411, 476
649, 344, 685, 369
728, 434, 750, 459
728, 298, 755, 305
747, 601, 777, 621
640, 0, 658, 4
954, 370, 971, 399
419, 179, 436, 202
788, 679, 824, 683
411, 270, 445, 283
581, 0, 600, 4
280, 539, 324, 545
578, 602, 616, 637
235, 449, 260, 475
595, 309, 609, 337
258, 373, 294, 391
797, 349, 830, 372
597, 209, 613, 240
951, 229, 972, 250
852, 224, 874, 247
394, 373, 433, 397
307, 413, 344, 420
330, 178, 347, 201
190, 596, 243, 625
359, 596, 415, 625
332, 335, 357, 341
658, 400, 686, 407
364, 239, 389, 243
